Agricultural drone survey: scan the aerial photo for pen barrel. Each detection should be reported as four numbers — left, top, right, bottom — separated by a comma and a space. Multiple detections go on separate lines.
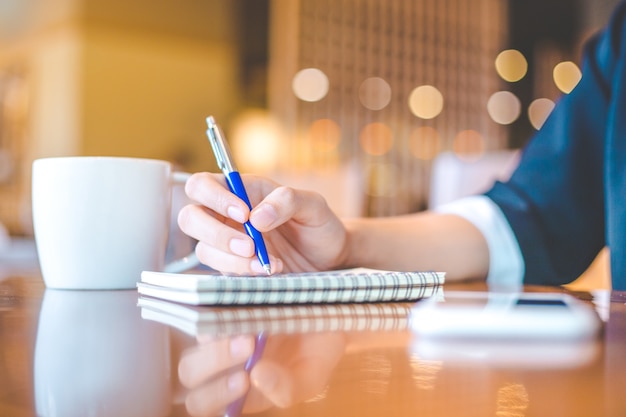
225, 172, 271, 267
225, 171, 252, 210
243, 221, 270, 266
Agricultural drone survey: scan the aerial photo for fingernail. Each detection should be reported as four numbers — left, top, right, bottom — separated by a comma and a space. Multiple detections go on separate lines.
230, 336, 254, 361
230, 238, 253, 257
252, 203, 278, 228
250, 259, 267, 274
228, 206, 246, 223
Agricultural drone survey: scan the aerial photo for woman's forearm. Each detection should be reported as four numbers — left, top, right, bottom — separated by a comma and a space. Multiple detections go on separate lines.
342, 212, 489, 282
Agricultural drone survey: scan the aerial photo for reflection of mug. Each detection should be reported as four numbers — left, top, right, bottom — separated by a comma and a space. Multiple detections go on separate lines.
34, 289, 172, 417
32, 156, 198, 289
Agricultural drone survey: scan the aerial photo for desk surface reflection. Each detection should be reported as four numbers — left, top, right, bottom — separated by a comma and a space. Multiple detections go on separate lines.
1, 270, 625, 417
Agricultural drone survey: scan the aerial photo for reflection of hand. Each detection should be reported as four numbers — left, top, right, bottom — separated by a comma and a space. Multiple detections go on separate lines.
178, 335, 255, 417
178, 332, 347, 417
178, 173, 348, 275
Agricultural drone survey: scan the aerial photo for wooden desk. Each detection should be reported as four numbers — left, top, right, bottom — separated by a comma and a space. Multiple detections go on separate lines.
1, 269, 625, 417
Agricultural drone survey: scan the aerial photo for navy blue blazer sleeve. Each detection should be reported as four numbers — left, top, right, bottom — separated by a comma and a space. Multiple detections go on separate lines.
485, 2, 626, 286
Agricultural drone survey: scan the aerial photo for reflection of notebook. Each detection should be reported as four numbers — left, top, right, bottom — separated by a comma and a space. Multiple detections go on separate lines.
137, 295, 430, 336
137, 268, 444, 306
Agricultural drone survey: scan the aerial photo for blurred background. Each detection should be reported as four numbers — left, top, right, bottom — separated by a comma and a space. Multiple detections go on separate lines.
0, 0, 619, 238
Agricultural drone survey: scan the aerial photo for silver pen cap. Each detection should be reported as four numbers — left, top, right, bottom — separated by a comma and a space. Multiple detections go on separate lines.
206, 116, 236, 174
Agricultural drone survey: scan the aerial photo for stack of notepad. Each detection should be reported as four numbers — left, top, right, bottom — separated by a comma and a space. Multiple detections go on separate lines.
137, 268, 445, 306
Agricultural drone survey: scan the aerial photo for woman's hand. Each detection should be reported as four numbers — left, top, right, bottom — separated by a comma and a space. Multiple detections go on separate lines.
178, 172, 349, 275
177, 335, 255, 417
178, 333, 347, 417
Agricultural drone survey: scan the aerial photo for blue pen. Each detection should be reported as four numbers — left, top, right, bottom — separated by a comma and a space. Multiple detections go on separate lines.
205, 116, 272, 275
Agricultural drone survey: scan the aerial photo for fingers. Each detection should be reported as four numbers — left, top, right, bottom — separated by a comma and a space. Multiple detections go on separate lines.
248, 333, 347, 409
183, 172, 329, 233
178, 335, 255, 388
184, 370, 249, 417
179, 335, 266, 417
179, 172, 336, 274
185, 172, 253, 221
178, 206, 283, 274
178, 204, 252, 252
177, 173, 282, 273
195, 240, 283, 275
178, 174, 270, 273
249, 186, 331, 232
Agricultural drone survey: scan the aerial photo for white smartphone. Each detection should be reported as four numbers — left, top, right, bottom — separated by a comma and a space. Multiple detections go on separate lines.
410, 291, 602, 341
409, 291, 603, 368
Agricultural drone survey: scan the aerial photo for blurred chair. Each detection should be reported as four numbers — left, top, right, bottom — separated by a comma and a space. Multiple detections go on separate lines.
428, 150, 520, 209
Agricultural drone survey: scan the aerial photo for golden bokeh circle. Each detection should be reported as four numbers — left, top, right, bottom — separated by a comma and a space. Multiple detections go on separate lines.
495, 49, 528, 82
408, 85, 444, 119
553, 61, 582, 94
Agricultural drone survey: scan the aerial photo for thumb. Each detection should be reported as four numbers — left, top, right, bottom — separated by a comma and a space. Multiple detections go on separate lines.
250, 186, 333, 232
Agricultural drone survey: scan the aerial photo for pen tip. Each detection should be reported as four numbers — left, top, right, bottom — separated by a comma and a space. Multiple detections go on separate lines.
206, 115, 215, 127
263, 265, 271, 275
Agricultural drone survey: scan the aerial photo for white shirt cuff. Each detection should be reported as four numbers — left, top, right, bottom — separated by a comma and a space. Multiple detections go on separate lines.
434, 195, 524, 289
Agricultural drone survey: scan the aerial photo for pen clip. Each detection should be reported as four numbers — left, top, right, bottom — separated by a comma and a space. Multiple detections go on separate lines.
206, 116, 236, 174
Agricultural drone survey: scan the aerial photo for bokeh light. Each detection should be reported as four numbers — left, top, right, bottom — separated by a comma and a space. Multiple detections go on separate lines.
487, 91, 521, 125
495, 49, 528, 82
359, 122, 394, 156
528, 98, 555, 130
408, 126, 442, 160
292, 68, 329, 102
229, 110, 284, 173
452, 129, 486, 160
308, 118, 342, 152
553, 61, 581, 94
408, 85, 444, 119
359, 77, 392, 110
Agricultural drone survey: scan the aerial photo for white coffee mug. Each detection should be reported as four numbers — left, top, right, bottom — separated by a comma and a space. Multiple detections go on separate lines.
32, 156, 198, 289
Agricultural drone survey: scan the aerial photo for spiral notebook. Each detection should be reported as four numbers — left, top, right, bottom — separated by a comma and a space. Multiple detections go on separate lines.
137, 268, 445, 306
138, 296, 425, 336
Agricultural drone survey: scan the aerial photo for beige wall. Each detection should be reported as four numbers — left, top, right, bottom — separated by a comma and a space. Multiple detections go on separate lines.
29, 26, 83, 160
81, 25, 241, 172
0, 0, 247, 234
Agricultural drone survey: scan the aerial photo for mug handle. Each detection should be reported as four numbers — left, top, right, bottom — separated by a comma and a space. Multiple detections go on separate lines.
163, 172, 200, 273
